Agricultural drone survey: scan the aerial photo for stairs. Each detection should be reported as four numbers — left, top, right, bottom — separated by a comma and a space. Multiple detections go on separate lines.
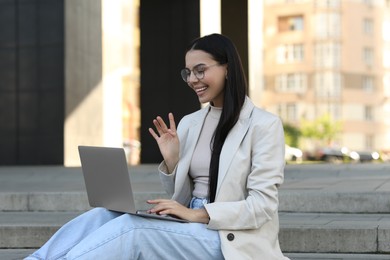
280, 164, 390, 259
1, 164, 390, 260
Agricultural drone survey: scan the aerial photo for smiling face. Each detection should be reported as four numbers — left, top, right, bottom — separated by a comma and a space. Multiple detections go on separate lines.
185, 50, 227, 107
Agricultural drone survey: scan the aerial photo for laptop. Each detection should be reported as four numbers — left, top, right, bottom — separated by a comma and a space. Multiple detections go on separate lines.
78, 145, 189, 223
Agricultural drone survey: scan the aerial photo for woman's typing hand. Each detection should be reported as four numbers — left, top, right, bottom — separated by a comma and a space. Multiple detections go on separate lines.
147, 199, 210, 224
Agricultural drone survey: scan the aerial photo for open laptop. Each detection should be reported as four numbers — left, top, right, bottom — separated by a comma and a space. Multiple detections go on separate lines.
78, 145, 188, 223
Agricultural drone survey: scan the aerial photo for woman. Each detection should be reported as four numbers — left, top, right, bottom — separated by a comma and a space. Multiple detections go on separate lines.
25, 33, 288, 260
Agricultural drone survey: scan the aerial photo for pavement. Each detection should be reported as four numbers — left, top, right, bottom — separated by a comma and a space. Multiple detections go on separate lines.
1, 163, 390, 259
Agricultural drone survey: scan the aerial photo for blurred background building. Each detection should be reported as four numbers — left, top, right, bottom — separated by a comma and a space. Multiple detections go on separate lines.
0, 0, 389, 166
262, 0, 390, 157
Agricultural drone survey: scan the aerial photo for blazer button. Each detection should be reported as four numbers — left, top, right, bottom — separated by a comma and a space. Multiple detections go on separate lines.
227, 233, 235, 241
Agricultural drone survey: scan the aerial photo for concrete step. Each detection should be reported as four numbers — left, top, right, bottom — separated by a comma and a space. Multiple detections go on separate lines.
2, 164, 390, 213
2, 189, 390, 213
2, 250, 390, 260
0, 191, 169, 212
278, 212, 390, 253
285, 253, 390, 259
1, 211, 390, 254
0, 249, 35, 260
0, 212, 81, 249
279, 191, 390, 213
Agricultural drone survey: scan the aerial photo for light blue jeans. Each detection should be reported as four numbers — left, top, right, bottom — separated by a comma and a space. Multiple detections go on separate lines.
25, 198, 222, 260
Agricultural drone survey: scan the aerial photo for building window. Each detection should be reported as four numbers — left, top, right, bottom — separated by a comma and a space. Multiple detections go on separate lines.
383, 21, 390, 41
384, 73, 390, 97
363, 47, 374, 66
365, 135, 374, 150
363, 0, 372, 6
314, 72, 342, 97
314, 42, 341, 68
329, 103, 341, 120
278, 103, 297, 122
363, 18, 374, 34
314, 0, 340, 7
276, 44, 304, 63
275, 73, 307, 93
362, 76, 374, 92
384, 47, 390, 68
315, 13, 341, 39
278, 15, 304, 32
315, 103, 341, 120
364, 106, 373, 121
384, 104, 390, 126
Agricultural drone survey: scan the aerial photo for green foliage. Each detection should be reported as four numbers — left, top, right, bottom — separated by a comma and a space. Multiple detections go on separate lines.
300, 113, 342, 146
283, 123, 301, 147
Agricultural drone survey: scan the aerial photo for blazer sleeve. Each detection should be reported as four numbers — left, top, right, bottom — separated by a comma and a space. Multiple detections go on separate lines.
204, 115, 285, 230
158, 161, 176, 196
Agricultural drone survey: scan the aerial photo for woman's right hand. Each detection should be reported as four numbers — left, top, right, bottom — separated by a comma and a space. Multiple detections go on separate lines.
148, 113, 179, 173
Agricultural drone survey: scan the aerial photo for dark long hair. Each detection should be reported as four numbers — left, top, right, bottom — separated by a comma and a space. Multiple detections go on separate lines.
186, 34, 248, 202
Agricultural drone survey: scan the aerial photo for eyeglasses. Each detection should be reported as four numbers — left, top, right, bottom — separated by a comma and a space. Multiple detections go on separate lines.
180, 63, 220, 83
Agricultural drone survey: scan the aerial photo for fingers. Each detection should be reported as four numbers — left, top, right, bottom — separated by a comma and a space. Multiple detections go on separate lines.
149, 113, 176, 138
154, 116, 168, 136
147, 199, 180, 214
168, 113, 177, 132
147, 199, 171, 205
148, 127, 159, 141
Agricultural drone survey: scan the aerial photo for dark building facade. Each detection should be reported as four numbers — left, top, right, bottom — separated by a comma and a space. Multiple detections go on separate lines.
140, 0, 248, 163
0, 0, 64, 165
139, 0, 201, 163
0, 0, 248, 165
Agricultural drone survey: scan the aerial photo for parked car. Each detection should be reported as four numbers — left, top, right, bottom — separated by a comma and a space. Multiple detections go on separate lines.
308, 147, 379, 163
352, 150, 380, 162
285, 145, 303, 163
313, 147, 346, 163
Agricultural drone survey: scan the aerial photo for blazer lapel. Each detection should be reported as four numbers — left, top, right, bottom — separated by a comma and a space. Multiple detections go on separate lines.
216, 98, 254, 196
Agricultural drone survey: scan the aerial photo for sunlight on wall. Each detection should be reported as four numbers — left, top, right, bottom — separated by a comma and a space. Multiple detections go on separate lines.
102, 0, 140, 164
102, 1, 124, 148
65, 83, 104, 166
64, 0, 140, 166
248, 0, 263, 107
200, 0, 221, 36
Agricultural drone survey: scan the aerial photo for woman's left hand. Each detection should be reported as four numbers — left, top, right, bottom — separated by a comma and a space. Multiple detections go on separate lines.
147, 199, 209, 224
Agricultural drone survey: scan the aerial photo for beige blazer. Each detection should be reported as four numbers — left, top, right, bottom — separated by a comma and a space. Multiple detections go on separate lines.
159, 97, 289, 260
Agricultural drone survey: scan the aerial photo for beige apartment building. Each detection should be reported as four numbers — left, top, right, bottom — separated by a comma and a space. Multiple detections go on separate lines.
261, 0, 390, 155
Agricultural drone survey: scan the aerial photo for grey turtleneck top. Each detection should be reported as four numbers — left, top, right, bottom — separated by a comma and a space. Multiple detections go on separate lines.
189, 105, 222, 199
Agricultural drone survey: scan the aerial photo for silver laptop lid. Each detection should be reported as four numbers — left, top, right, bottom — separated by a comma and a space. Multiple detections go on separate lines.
78, 146, 136, 214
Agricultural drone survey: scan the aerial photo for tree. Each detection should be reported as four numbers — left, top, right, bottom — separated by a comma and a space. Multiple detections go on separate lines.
300, 113, 342, 146
283, 123, 301, 147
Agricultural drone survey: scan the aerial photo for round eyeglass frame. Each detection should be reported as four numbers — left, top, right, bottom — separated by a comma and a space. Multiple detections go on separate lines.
180, 63, 220, 83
